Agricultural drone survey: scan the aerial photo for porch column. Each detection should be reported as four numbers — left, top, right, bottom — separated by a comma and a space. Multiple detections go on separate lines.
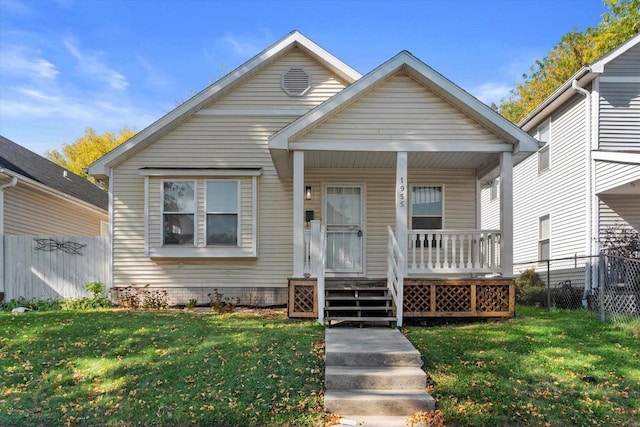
396, 152, 408, 270
500, 151, 513, 277
293, 150, 305, 277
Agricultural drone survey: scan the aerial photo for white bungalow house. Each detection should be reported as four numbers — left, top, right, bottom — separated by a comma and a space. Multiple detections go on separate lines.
89, 31, 539, 325
482, 34, 640, 303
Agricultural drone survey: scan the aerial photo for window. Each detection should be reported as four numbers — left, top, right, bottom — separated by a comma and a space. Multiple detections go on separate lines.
206, 181, 239, 246
490, 178, 500, 201
537, 120, 550, 173
411, 186, 443, 229
539, 215, 550, 261
163, 181, 195, 245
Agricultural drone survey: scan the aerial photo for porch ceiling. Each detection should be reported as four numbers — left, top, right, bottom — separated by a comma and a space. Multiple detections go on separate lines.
303, 150, 494, 170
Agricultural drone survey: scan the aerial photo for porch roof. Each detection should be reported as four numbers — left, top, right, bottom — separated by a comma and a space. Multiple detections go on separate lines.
269, 51, 540, 179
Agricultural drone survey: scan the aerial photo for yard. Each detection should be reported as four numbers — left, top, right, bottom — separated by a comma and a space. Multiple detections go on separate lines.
1, 307, 638, 426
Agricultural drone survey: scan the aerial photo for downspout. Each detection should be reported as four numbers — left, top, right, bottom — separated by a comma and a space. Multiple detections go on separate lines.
0, 169, 19, 299
571, 80, 592, 308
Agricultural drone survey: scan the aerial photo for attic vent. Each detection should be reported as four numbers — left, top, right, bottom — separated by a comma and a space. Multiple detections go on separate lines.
282, 67, 311, 96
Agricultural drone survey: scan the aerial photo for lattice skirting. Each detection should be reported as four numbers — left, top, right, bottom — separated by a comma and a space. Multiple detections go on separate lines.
404, 279, 515, 317
288, 279, 317, 318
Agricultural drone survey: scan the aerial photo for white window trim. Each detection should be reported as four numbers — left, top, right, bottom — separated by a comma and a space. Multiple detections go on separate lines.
409, 184, 445, 229
537, 120, 551, 174
161, 179, 197, 247
538, 214, 550, 261
205, 179, 241, 247
147, 175, 258, 259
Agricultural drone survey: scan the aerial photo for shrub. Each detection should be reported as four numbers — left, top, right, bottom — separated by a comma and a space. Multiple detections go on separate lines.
515, 268, 546, 306
84, 281, 105, 298
185, 298, 198, 310
113, 286, 168, 310
141, 290, 169, 310
60, 297, 112, 310
208, 289, 240, 314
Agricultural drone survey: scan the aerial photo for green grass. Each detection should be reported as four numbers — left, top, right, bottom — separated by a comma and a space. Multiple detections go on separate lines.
406, 306, 640, 426
0, 309, 325, 426
2, 307, 638, 426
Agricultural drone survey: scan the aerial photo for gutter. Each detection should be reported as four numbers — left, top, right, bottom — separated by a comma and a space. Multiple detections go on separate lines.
0, 168, 18, 299
570, 80, 593, 309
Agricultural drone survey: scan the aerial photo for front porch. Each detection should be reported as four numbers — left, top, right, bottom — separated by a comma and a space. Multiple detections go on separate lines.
290, 222, 514, 326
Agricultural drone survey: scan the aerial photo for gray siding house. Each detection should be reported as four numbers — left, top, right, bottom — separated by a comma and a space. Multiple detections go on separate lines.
482, 34, 640, 301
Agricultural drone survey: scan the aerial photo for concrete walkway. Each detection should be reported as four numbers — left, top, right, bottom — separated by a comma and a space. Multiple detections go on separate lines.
325, 328, 435, 426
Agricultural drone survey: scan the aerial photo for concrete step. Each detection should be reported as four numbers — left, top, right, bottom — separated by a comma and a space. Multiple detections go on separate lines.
325, 328, 422, 367
324, 389, 436, 416
325, 366, 426, 390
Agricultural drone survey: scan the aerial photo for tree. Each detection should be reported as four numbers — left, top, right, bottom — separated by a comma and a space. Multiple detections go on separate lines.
46, 127, 136, 181
499, 0, 640, 124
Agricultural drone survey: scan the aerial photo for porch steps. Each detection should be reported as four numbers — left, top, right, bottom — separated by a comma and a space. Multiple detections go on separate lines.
324, 328, 435, 417
324, 279, 396, 326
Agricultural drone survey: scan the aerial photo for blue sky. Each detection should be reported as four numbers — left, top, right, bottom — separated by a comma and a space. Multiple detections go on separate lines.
0, 0, 610, 155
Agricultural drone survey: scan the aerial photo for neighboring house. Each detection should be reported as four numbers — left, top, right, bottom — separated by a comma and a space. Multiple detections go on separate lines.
1, 135, 109, 299
89, 31, 539, 325
0, 136, 108, 235
482, 34, 640, 300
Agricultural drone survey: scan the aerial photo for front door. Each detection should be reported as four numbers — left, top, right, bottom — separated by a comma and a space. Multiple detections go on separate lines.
325, 185, 364, 274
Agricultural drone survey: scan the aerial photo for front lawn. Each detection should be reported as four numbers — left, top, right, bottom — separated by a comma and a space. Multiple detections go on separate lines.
406, 306, 640, 426
0, 309, 325, 426
2, 307, 638, 426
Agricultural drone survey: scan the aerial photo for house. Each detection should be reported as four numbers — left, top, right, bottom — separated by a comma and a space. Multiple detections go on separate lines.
482, 34, 640, 303
89, 31, 539, 325
1, 135, 109, 299
0, 136, 108, 236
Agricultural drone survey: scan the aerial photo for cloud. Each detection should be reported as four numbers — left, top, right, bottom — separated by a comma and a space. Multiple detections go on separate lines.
63, 38, 129, 90
470, 82, 513, 106
0, 45, 59, 80
0, 0, 32, 15
211, 29, 274, 60
137, 56, 171, 88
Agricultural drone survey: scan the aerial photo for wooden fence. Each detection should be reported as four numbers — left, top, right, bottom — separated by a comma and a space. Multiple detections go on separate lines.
2, 235, 109, 301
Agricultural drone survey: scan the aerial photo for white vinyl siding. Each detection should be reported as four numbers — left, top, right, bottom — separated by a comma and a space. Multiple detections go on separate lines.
0, 178, 107, 236
598, 195, 640, 237
295, 72, 506, 146
603, 43, 640, 76
599, 81, 640, 150
213, 48, 347, 110
595, 161, 640, 194
511, 94, 589, 263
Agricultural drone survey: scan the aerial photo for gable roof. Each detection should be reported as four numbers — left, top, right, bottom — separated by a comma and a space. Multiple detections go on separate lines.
269, 50, 541, 176
519, 33, 640, 131
88, 30, 362, 180
0, 135, 108, 211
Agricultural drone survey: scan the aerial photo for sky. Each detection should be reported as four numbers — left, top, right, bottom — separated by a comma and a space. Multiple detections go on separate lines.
0, 0, 611, 156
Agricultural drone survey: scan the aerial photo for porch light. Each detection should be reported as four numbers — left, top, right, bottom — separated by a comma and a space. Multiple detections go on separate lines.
305, 186, 312, 200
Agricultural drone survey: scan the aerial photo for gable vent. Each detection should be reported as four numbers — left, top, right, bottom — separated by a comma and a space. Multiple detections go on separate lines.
282, 67, 311, 97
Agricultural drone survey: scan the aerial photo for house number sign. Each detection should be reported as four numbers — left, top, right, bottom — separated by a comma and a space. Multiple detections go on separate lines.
398, 176, 407, 209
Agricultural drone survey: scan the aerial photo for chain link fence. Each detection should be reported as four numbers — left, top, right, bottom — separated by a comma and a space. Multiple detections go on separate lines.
514, 254, 640, 324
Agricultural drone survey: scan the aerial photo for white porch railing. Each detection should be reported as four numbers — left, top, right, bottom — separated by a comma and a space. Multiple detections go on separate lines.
408, 229, 501, 274
305, 221, 326, 324
387, 226, 404, 327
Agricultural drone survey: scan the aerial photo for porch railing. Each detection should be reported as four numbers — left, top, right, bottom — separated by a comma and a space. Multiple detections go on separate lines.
387, 226, 405, 327
408, 230, 501, 274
